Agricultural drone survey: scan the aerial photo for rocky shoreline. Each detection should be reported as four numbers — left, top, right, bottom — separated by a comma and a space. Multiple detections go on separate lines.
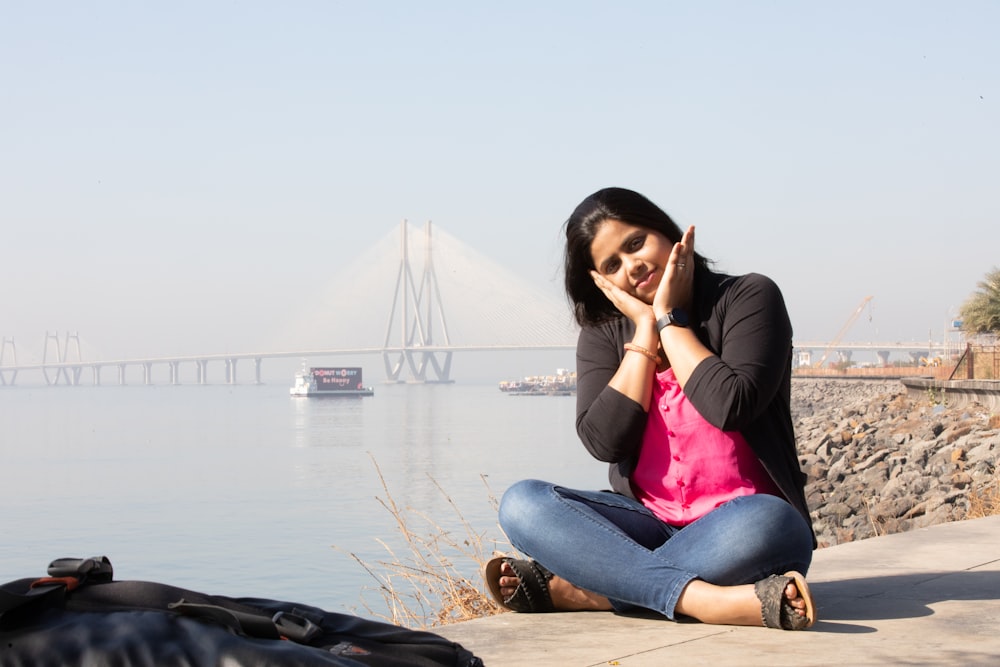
792, 378, 1000, 547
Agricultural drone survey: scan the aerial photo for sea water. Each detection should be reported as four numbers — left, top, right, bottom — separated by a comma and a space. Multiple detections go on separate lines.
0, 382, 606, 616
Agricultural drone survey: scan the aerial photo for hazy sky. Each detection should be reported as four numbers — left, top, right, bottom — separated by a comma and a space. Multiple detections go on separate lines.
2, 2, 997, 379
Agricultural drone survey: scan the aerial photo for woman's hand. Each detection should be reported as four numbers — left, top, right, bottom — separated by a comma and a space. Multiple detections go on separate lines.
589, 268, 660, 407
653, 225, 713, 388
589, 270, 656, 328
653, 225, 695, 316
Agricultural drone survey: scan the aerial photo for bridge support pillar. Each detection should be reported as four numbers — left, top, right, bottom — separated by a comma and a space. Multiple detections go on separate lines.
837, 351, 853, 364
0, 338, 16, 385
226, 358, 237, 385
253, 358, 263, 385
169, 362, 180, 385
876, 350, 891, 367
197, 360, 208, 385
42, 332, 61, 385
92, 365, 102, 385
909, 351, 923, 364
118, 364, 127, 385
143, 363, 153, 385
382, 350, 454, 384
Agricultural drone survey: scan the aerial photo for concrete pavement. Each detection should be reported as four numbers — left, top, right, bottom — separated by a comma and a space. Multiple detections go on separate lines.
438, 515, 1000, 666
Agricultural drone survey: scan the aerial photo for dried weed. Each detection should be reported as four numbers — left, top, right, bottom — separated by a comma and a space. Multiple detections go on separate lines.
966, 471, 1000, 519
334, 455, 509, 629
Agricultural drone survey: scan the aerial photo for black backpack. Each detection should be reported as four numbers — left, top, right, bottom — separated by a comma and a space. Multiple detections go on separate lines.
0, 557, 484, 667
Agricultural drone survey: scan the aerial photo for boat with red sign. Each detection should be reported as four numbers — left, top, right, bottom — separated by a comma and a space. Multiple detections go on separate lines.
290, 365, 375, 397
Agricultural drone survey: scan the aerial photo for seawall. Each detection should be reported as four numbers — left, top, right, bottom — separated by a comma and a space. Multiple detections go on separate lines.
792, 378, 999, 547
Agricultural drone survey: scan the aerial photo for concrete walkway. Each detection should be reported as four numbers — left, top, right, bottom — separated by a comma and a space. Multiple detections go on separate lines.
438, 515, 1000, 666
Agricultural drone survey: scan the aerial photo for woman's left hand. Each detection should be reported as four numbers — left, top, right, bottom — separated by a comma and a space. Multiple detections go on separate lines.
653, 225, 695, 315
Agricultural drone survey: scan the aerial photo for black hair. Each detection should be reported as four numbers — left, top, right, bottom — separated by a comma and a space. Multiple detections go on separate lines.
563, 187, 710, 326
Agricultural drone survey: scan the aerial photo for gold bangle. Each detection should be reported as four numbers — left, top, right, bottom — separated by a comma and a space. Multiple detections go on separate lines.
623, 343, 661, 365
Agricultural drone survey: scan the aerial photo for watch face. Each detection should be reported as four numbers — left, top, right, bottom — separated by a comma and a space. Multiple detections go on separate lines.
658, 309, 689, 331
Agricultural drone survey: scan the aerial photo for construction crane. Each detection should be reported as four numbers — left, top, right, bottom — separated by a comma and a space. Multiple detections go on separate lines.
814, 296, 874, 368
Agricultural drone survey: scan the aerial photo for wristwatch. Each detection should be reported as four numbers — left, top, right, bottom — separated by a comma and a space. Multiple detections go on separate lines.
656, 308, 689, 331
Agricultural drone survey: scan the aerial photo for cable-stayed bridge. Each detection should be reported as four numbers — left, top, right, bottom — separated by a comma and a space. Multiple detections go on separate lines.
0, 221, 579, 386
0, 220, 955, 387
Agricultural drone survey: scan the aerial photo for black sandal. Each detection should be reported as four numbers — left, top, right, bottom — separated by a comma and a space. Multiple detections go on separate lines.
484, 557, 556, 613
754, 570, 816, 630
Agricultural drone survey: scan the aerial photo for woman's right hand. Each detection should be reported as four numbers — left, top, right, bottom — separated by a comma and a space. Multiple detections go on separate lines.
590, 269, 660, 407
590, 270, 656, 329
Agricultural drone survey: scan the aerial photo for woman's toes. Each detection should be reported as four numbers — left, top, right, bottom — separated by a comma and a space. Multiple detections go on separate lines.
784, 582, 806, 614
498, 565, 520, 598
499, 575, 520, 592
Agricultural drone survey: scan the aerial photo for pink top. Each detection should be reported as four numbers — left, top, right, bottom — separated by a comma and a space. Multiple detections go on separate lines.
631, 367, 783, 526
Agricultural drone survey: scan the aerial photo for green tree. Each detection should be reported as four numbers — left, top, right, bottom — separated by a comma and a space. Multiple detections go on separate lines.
959, 267, 1000, 335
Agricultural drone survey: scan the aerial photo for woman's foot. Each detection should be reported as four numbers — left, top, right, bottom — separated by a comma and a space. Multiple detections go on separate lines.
495, 560, 613, 611
675, 573, 815, 629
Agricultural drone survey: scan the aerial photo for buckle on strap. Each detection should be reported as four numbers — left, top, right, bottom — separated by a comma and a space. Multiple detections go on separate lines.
272, 611, 321, 643
46, 557, 113, 582
28, 557, 114, 593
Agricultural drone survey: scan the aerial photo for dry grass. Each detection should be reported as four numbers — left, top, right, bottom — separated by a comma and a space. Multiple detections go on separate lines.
966, 471, 1000, 519
964, 414, 1000, 519
334, 455, 509, 629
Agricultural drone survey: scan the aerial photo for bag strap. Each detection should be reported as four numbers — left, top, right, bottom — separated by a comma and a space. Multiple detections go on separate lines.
64, 578, 322, 644
168, 600, 321, 643
0, 579, 66, 619
0, 556, 113, 620
2, 557, 320, 645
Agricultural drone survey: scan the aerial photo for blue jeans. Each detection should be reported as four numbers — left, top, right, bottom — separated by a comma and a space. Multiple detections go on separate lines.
497, 480, 814, 620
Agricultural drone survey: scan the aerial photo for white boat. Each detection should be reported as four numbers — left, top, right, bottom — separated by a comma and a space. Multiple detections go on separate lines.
290, 365, 374, 397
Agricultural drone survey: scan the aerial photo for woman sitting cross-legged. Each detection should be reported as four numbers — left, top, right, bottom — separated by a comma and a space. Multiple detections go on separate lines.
485, 187, 817, 630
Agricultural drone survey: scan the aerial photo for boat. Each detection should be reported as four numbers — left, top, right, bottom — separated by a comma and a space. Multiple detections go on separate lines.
290, 365, 374, 397
498, 368, 576, 396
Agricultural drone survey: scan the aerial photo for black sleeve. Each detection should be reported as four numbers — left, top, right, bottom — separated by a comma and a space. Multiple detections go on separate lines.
683, 273, 793, 432
574, 320, 648, 463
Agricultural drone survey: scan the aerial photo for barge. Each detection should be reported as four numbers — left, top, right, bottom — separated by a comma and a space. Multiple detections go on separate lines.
499, 368, 576, 396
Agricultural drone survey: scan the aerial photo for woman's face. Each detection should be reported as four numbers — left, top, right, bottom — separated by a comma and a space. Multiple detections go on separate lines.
589, 218, 673, 305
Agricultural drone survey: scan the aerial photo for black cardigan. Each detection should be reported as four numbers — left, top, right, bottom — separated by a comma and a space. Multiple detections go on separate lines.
575, 268, 816, 547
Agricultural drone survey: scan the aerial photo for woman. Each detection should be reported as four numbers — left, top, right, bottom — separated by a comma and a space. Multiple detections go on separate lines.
485, 187, 817, 630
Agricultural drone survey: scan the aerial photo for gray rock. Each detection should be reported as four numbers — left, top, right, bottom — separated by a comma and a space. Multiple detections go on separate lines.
793, 379, 1000, 548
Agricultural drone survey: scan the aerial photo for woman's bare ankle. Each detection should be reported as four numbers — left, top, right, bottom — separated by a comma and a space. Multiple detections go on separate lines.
674, 581, 762, 626
548, 576, 614, 611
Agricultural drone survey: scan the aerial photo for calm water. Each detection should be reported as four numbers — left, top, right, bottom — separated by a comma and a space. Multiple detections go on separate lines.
0, 382, 606, 616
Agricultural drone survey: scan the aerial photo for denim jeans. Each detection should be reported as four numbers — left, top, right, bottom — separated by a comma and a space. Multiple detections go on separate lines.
497, 479, 814, 620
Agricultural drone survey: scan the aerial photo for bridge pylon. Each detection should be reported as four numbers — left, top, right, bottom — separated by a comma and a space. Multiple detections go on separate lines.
42, 331, 84, 386
382, 220, 454, 383
0, 337, 16, 385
